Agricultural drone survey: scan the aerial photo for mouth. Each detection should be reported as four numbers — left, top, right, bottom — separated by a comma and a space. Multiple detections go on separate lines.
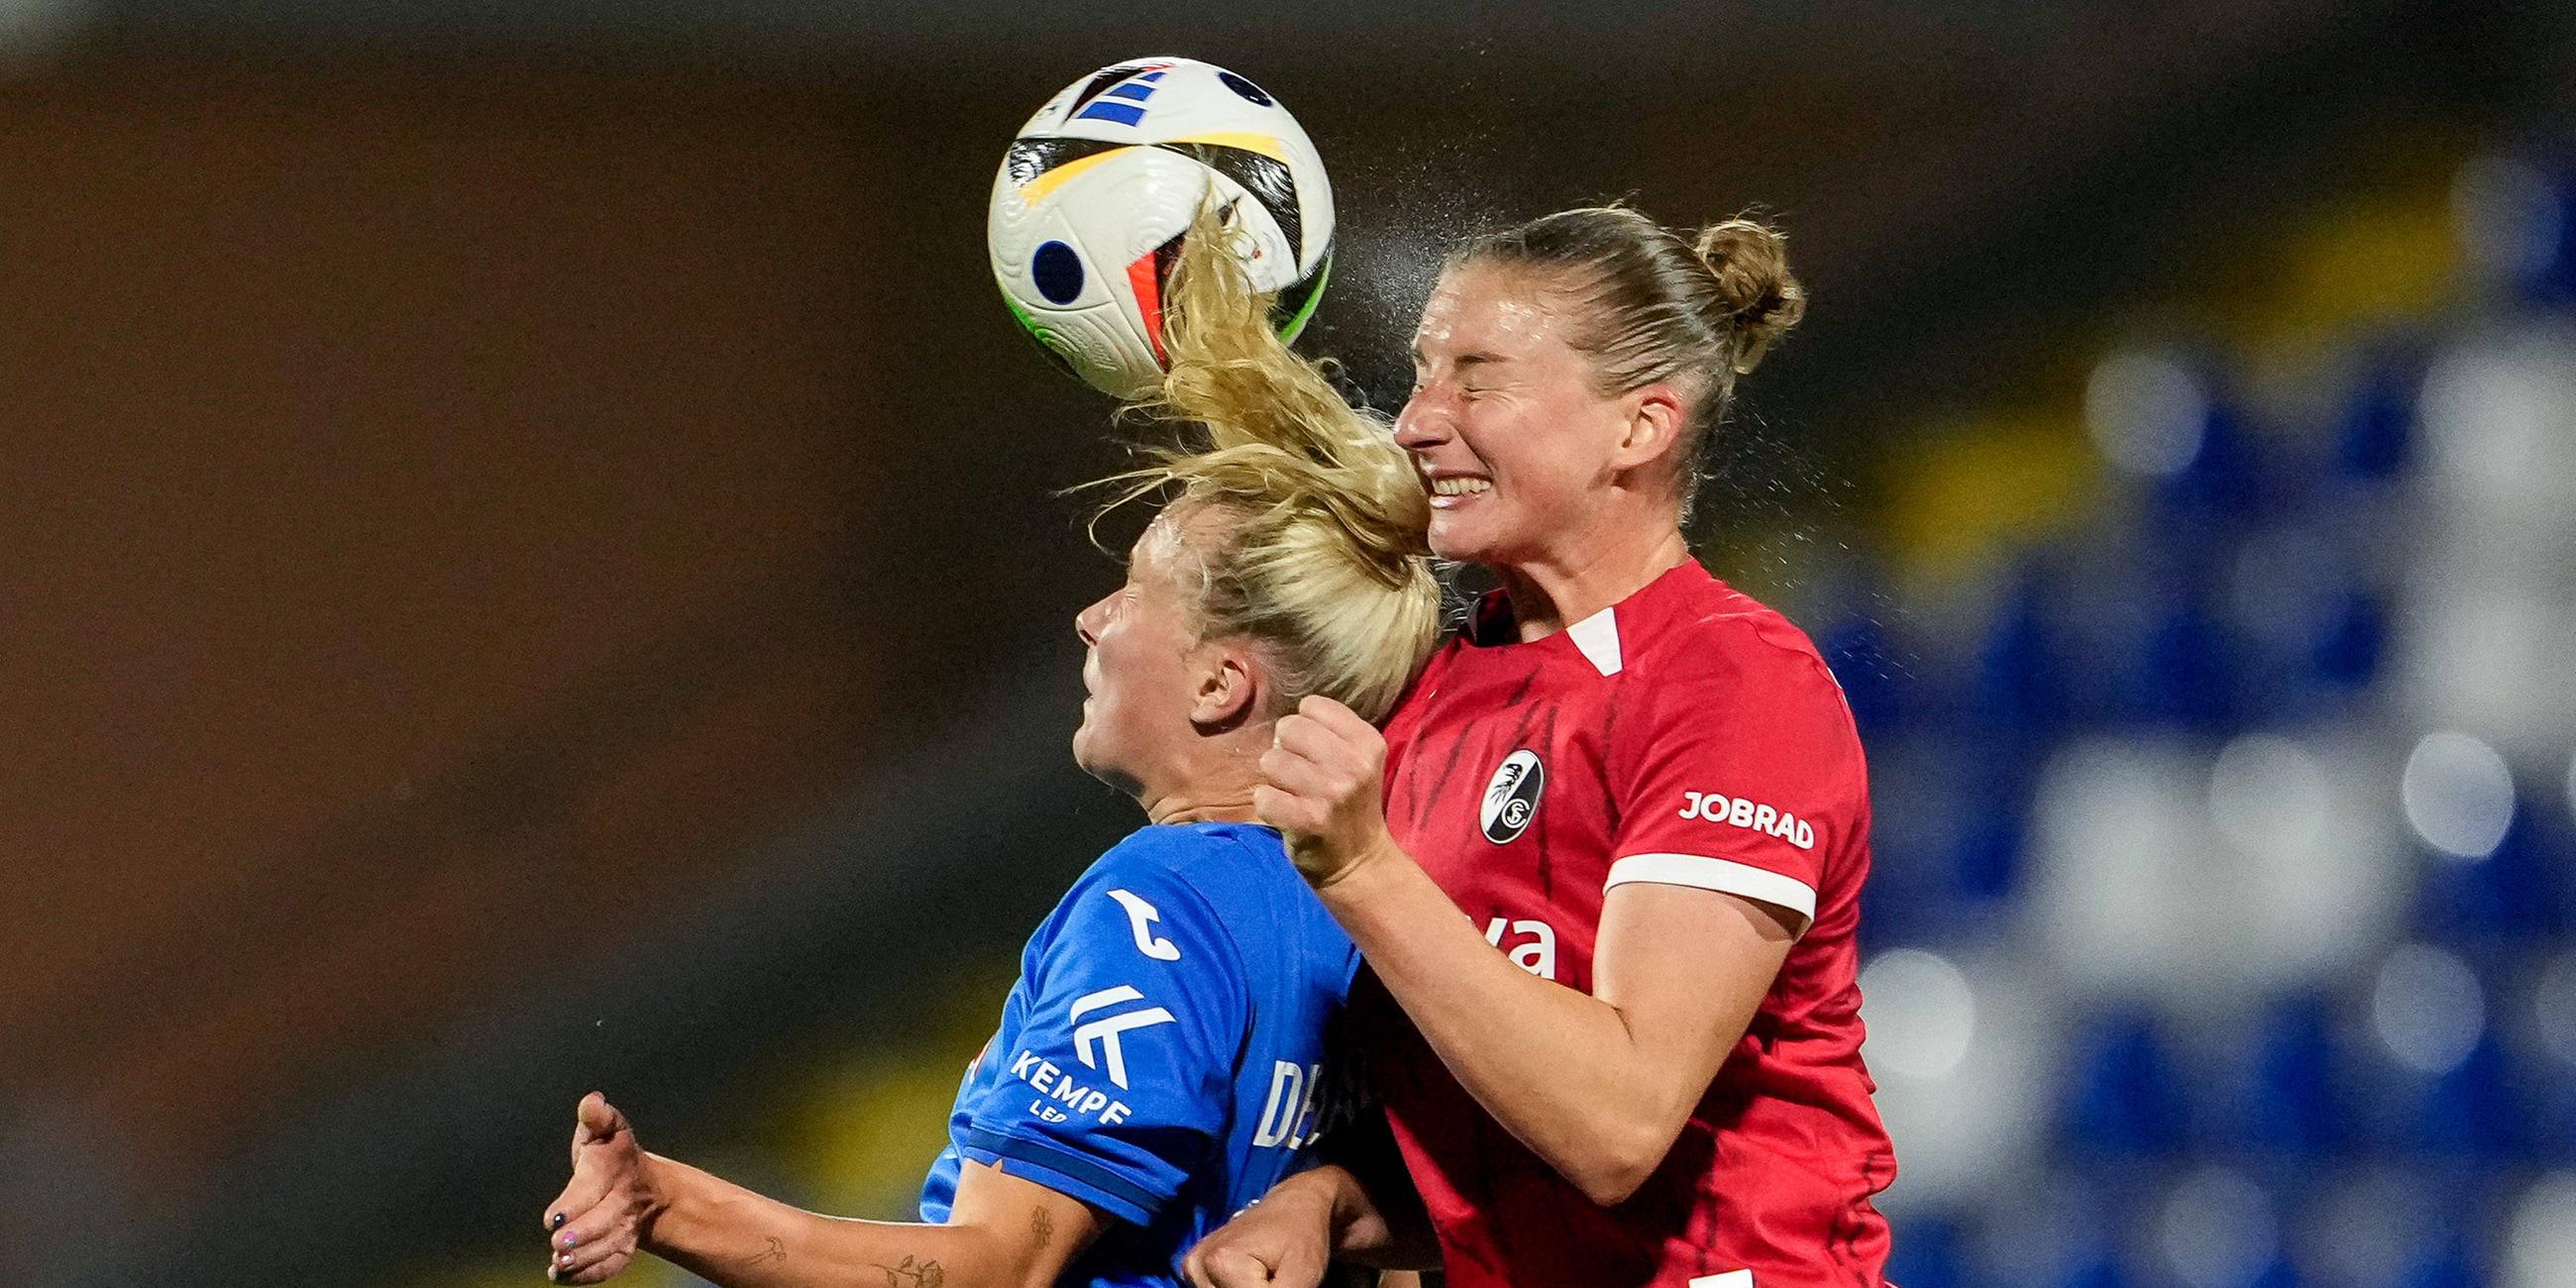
1418, 462, 1491, 510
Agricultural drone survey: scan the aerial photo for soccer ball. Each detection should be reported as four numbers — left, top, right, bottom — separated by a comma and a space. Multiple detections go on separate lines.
988, 57, 1335, 399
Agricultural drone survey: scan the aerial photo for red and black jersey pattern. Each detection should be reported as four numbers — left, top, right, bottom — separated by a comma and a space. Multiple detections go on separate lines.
1366, 561, 1897, 1288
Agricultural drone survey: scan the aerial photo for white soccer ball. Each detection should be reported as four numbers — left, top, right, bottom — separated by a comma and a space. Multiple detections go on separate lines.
988, 57, 1335, 399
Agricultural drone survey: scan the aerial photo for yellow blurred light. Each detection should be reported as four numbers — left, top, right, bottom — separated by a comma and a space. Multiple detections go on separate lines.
1879, 410, 2098, 582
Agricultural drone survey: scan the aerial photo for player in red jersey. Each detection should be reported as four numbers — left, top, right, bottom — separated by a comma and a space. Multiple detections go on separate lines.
1183, 207, 1895, 1288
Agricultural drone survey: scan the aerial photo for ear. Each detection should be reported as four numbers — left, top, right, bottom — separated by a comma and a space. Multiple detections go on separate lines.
1189, 645, 1261, 732
1610, 382, 1689, 474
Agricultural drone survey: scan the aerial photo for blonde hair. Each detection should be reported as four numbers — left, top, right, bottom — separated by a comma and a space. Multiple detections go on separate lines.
1097, 204, 1439, 723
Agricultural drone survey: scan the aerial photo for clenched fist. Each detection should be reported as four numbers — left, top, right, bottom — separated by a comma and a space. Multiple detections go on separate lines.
1254, 697, 1402, 888
1181, 1173, 1338, 1288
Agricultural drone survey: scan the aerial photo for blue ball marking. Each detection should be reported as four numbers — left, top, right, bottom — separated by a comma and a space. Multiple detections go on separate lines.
1032, 241, 1086, 305
1218, 71, 1273, 106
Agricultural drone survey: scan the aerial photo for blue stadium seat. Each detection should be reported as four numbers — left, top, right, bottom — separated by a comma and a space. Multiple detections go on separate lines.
2126, 587, 2246, 731
2152, 385, 2268, 522
2530, 1048, 2576, 1164
2059, 1007, 2190, 1158
2331, 342, 2422, 483
2415, 809, 2574, 942
2306, 588, 2387, 695
2407, 1034, 2529, 1163
2392, 1235, 2487, 1288
1820, 608, 1912, 736
2503, 158, 2576, 306
2229, 991, 2352, 1158
1883, 1214, 1966, 1288
1945, 782, 2026, 906
1969, 562, 2072, 746
2055, 1254, 2132, 1288
2248, 1254, 2306, 1288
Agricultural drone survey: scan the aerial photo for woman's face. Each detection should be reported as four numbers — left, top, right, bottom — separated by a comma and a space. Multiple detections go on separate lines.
1070, 507, 1225, 798
1394, 261, 1635, 566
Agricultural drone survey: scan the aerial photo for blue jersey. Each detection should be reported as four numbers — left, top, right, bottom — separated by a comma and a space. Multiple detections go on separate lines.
919, 822, 1357, 1288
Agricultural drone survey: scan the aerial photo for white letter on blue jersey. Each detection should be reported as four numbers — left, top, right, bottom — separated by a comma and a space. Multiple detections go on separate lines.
1067, 985, 1176, 1090
1105, 889, 1182, 961
1252, 1061, 1305, 1147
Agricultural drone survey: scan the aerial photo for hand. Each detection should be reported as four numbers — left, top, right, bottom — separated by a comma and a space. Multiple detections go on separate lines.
541, 1092, 665, 1284
1181, 1175, 1338, 1288
1255, 697, 1398, 888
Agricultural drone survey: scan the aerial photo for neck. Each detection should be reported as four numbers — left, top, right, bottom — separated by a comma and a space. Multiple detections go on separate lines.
1495, 517, 1691, 642
1144, 792, 1259, 825
1135, 735, 1265, 826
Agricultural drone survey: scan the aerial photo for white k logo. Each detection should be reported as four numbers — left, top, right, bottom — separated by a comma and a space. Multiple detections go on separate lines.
1105, 889, 1181, 961
1068, 985, 1176, 1090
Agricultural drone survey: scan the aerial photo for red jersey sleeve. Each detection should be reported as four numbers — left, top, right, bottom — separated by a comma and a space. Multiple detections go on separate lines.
1604, 639, 1865, 935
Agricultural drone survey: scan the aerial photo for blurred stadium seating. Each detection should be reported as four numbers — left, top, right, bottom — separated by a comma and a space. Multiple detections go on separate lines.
2, 7, 2570, 1288
1857, 147, 2576, 1288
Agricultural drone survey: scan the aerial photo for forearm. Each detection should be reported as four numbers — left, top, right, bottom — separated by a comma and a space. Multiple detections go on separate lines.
645, 1155, 1021, 1288
1279, 1164, 1437, 1270
1316, 856, 1696, 1202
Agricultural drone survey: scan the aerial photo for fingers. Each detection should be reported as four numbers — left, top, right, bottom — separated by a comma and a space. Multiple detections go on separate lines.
1253, 784, 1334, 844
550, 1226, 637, 1284
552, 1187, 630, 1267
1295, 694, 1370, 735
1198, 1246, 1280, 1288
1267, 1239, 1332, 1288
1258, 742, 1338, 801
542, 1177, 590, 1234
577, 1092, 622, 1142
546, 1141, 618, 1233
545, 1094, 640, 1282
1269, 711, 1338, 761
1273, 704, 1379, 760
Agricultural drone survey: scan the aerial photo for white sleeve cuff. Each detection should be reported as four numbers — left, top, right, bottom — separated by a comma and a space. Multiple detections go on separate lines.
1606, 853, 1817, 932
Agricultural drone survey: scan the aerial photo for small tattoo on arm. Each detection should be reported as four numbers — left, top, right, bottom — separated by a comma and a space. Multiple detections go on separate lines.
741, 1236, 787, 1268
1032, 1206, 1055, 1249
873, 1255, 945, 1287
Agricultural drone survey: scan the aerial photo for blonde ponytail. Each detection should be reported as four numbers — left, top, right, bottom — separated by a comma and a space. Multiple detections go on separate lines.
1095, 202, 1440, 723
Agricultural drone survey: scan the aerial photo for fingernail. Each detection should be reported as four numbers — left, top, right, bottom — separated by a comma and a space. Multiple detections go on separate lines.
558, 1251, 575, 1266
550, 1212, 567, 1230
560, 1234, 579, 1249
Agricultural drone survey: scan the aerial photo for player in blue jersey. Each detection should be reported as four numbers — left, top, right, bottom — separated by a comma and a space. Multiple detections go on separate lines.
538, 218, 1441, 1288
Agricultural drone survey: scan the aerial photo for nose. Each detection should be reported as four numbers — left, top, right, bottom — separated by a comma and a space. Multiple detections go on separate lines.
1075, 593, 1109, 646
1393, 387, 1452, 452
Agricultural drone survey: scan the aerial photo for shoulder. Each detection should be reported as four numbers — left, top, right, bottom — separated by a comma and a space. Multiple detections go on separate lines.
1066, 823, 1297, 963
1084, 821, 1284, 899
1611, 575, 1860, 770
1032, 827, 1266, 1003
1631, 573, 1846, 703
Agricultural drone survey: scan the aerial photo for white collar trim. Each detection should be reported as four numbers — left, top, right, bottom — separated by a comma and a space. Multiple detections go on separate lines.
1565, 606, 1623, 677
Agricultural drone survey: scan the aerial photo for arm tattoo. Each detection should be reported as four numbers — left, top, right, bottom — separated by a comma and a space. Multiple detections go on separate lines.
1031, 1206, 1055, 1249
874, 1255, 946, 1288
741, 1236, 787, 1268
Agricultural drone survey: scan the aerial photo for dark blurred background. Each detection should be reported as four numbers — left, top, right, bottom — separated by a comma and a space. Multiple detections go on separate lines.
5, 2, 2574, 1285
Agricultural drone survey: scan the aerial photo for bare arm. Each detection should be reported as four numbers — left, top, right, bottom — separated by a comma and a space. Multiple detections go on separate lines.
1312, 851, 1790, 1205
1182, 1161, 1435, 1288
545, 1094, 1106, 1287
1258, 698, 1796, 1207
640, 1155, 1101, 1288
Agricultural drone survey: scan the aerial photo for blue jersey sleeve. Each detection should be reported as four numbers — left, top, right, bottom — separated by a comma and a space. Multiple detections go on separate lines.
955, 833, 1250, 1225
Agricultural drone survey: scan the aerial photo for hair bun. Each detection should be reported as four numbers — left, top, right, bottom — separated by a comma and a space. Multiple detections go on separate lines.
1692, 218, 1806, 374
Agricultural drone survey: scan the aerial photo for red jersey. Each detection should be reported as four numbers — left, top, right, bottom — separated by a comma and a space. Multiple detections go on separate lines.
1364, 561, 1894, 1288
